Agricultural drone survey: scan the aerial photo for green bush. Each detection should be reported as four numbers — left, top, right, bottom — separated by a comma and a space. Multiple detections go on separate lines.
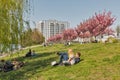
107, 37, 118, 43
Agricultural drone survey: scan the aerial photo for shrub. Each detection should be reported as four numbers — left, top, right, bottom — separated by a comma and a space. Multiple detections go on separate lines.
107, 37, 118, 43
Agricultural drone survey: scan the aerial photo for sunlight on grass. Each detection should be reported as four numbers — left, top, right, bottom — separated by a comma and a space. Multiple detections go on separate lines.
0, 43, 120, 80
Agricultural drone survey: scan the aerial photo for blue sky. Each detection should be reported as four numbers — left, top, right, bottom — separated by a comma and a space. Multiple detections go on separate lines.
30, 0, 120, 29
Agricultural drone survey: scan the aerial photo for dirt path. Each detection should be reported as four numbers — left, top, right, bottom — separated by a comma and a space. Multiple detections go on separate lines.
0, 45, 42, 58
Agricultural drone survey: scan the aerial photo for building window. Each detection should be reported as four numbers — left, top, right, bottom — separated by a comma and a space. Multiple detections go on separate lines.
41, 22, 44, 33
56, 23, 59, 34
61, 24, 65, 32
50, 23, 54, 36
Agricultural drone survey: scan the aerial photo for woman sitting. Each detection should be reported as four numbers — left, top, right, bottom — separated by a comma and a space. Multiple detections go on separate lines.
25, 49, 32, 57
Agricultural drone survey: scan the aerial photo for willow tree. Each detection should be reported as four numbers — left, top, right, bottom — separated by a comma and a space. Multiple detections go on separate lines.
0, 0, 32, 53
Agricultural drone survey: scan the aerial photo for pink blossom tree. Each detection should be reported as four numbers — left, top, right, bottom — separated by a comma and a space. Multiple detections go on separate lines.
47, 34, 63, 43
93, 11, 115, 37
48, 11, 115, 43
62, 28, 77, 42
102, 27, 115, 35
54, 34, 63, 42
76, 11, 115, 42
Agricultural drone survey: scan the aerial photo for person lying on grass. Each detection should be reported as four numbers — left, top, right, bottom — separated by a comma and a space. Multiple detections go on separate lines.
63, 49, 81, 65
56, 51, 69, 65
51, 51, 69, 66
0, 59, 14, 72
0, 59, 5, 72
12, 58, 24, 70
51, 49, 81, 66
63, 49, 75, 65
0, 59, 24, 72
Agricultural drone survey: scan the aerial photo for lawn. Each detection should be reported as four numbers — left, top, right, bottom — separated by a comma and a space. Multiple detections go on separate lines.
0, 43, 120, 80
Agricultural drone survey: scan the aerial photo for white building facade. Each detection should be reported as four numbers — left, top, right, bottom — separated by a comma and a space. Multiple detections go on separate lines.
37, 20, 70, 41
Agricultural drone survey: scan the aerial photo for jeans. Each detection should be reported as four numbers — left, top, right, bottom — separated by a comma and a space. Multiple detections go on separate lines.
59, 52, 68, 64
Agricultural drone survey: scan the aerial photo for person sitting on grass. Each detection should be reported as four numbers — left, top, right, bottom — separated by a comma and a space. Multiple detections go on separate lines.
31, 50, 36, 56
25, 49, 32, 57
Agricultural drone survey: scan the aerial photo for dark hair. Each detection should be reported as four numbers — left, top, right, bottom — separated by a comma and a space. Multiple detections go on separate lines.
56, 52, 60, 55
1, 59, 5, 62
29, 49, 31, 52
76, 52, 81, 57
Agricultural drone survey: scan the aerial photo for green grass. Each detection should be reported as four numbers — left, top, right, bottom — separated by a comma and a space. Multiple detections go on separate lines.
0, 43, 120, 80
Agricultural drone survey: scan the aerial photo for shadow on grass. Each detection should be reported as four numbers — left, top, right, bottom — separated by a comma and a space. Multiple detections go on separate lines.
9, 51, 56, 61
74, 59, 84, 65
80, 59, 84, 62
0, 52, 57, 80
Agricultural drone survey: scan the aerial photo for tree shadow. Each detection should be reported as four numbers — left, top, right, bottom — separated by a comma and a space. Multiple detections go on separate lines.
0, 52, 57, 80
8, 51, 56, 61
37, 52, 55, 57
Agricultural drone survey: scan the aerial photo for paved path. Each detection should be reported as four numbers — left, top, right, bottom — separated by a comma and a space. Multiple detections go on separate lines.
22, 45, 41, 50
0, 45, 42, 58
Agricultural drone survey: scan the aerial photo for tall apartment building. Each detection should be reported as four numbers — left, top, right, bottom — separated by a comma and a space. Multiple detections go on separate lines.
37, 20, 70, 41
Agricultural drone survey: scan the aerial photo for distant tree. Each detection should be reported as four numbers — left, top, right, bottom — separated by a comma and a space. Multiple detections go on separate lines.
76, 11, 115, 40
102, 28, 115, 35
32, 28, 45, 44
62, 29, 77, 41
47, 36, 56, 43
47, 34, 62, 43
21, 27, 32, 47
83, 31, 91, 38
54, 34, 63, 42
21, 28, 45, 47
48, 11, 115, 44
75, 26, 81, 37
93, 11, 115, 37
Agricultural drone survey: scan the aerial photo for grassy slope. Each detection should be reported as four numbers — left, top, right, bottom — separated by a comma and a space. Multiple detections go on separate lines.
0, 43, 120, 80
